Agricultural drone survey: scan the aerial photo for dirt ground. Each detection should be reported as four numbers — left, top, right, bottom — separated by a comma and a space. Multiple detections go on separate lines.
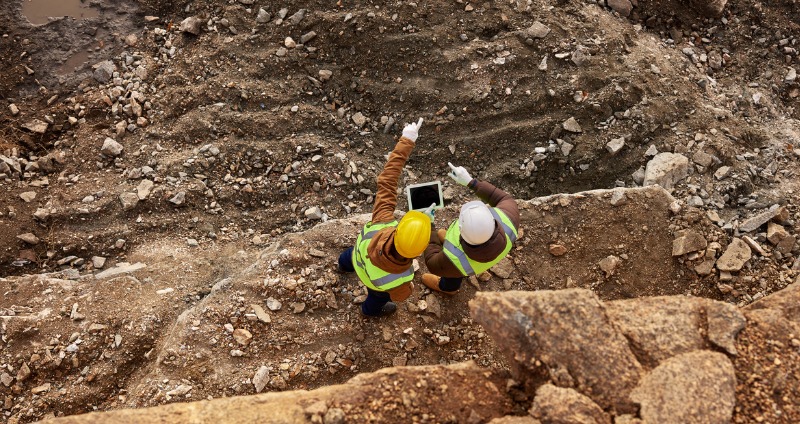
1, 0, 800, 421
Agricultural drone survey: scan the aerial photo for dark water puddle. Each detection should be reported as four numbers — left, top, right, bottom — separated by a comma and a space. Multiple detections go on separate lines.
22, 0, 99, 25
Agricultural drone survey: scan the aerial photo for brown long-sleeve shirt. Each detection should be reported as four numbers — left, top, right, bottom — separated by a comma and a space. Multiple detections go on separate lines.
424, 180, 520, 278
363, 136, 415, 301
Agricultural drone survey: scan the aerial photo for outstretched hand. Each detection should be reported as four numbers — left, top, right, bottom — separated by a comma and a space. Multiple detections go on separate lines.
448, 162, 473, 186
402, 118, 424, 142
421, 202, 436, 221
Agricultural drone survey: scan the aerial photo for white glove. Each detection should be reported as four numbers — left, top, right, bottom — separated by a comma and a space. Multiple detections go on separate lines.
448, 162, 473, 186
421, 202, 436, 221
401, 118, 424, 142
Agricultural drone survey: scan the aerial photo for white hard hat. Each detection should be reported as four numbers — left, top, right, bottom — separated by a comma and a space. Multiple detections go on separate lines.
459, 201, 495, 245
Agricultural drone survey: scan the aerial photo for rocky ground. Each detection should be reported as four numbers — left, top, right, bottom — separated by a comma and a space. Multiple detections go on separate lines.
1, 0, 800, 422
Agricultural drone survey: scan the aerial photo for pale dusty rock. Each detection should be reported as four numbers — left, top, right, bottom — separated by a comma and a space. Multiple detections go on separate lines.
101, 138, 124, 156
606, 137, 625, 155
714, 166, 730, 180
22, 119, 48, 134
562, 117, 582, 133
233, 328, 253, 345
251, 304, 271, 323
489, 417, 541, 424
609, 188, 627, 206
470, 290, 643, 413
490, 258, 515, 279
716, 238, 751, 272
351, 112, 367, 127
253, 366, 269, 393
9, 103, 19, 116
91, 256, 107, 269
93, 60, 116, 83
529, 384, 610, 424
738, 204, 781, 233
549, 244, 567, 256
119, 192, 139, 211
671, 231, 707, 256
524, 21, 550, 39
630, 351, 736, 424
319, 69, 333, 81
643, 153, 689, 189
599, 255, 621, 277
94, 262, 146, 279
17, 233, 40, 245
180, 16, 203, 35
767, 222, 789, 245
137, 180, 154, 200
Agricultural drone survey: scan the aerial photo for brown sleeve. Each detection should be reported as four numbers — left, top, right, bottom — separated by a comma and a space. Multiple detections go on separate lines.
424, 240, 466, 278
372, 137, 415, 223
471, 180, 521, 230
387, 281, 412, 302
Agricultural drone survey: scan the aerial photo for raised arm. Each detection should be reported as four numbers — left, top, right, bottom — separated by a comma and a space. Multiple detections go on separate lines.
371, 118, 424, 223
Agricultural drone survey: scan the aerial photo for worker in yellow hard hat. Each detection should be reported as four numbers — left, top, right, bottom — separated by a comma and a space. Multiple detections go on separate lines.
337, 118, 432, 317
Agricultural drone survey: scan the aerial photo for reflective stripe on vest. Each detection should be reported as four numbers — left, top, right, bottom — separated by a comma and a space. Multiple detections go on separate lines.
442, 207, 518, 276
352, 221, 414, 291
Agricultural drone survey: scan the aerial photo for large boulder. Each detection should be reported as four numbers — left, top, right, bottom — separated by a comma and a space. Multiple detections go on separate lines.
630, 351, 736, 423
470, 290, 643, 413
529, 384, 610, 424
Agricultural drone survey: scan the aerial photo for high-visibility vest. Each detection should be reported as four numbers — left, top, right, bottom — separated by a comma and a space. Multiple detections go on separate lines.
352, 221, 414, 292
442, 208, 518, 276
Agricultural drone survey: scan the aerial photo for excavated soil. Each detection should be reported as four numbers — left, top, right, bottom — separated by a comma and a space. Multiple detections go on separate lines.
2, 0, 800, 421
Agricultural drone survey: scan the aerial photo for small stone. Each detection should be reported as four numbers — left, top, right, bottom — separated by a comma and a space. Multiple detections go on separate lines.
716, 238, 751, 272
549, 244, 567, 256
767, 222, 789, 245
275, 47, 288, 57
672, 231, 708, 256
266, 297, 282, 311
739, 204, 782, 233
305, 206, 323, 220
300, 31, 317, 44
351, 112, 367, 127
137, 180, 154, 200
17, 233, 40, 245
562, 117, 582, 133
324, 408, 346, 424
284, 37, 297, 48
233, 328, 253, 345
607, 0, 633, 16
169, 191, 186, 206
713, 166, 730, 180
22, 119, 48, 134
253, 366, 270, 393
287, 9, 306, 25
256, 9, 271, 23
252, 304, 271, 323
186, 238, 199, 247
643, 153, 689, 189
9, 104, 19, 116
93, 60, 116, 83
0, 372, 13, 387
692, 150, 714, 168
31, 383, 51, 394
645, 145, 658, 157
92, 256, 107, 269
786, 67, 797, 83
606, 137, 625, 155
16, 363, 31, 382
609, 189, 627, 206
179, 16, 203, 35
19, 191, 36, 202
319, 69, 333, 81
599, 255, 621, 277
101, 138, 124, 156
166, 384, 192, 397
119, 192, 139, 211
291, 302, 306, 313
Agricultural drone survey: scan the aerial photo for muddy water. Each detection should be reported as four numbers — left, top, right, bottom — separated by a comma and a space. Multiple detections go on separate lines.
21, 0, 99, 25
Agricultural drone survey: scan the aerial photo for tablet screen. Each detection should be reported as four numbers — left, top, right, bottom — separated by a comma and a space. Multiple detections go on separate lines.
407, 182, 443, 210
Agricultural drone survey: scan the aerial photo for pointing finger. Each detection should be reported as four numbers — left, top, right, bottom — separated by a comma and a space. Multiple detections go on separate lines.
448, 162, 457, 171
416, 118, 424, 128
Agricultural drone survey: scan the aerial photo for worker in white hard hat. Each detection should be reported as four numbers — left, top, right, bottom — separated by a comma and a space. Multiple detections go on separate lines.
421, 163, 520, 294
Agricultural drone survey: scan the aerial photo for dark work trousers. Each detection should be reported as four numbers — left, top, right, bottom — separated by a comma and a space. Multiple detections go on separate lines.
338, 247, 392, 317
439, 276, 463, 292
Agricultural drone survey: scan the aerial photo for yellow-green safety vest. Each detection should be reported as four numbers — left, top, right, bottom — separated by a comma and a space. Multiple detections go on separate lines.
443, 207, 518, 276
352, 220, 414, 291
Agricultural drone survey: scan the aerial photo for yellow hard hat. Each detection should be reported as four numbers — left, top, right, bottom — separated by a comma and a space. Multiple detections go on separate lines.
394, 211, 431, 258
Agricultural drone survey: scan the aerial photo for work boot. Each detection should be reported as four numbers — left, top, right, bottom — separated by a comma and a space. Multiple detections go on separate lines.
437, 229, 447, 244
422, 273, 458, 295
361, 302, 397, 317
